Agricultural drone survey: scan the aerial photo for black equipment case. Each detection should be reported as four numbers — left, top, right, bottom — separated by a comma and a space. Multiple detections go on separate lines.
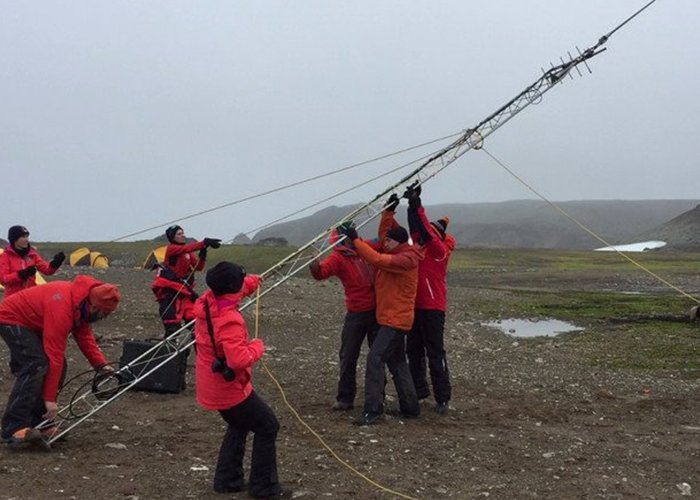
119, 339, 188, 394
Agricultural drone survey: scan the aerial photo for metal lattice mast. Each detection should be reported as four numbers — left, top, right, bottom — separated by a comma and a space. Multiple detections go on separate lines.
45, 3, 658, 444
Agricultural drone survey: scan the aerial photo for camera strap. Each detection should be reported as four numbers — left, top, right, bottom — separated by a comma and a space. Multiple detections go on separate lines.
203, 300, 225, 361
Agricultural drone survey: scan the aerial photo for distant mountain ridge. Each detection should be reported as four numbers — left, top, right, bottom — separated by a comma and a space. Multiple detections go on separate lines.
247, 199, 700, 250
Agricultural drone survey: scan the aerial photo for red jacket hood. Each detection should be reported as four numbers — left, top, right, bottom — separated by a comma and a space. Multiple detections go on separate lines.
72, 275, 108, 311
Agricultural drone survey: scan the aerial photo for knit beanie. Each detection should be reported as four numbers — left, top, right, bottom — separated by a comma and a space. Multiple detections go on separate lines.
88, 284, 121, 314
430, 216, 450, 240
8, 225, 29, 245
206, 261, 246, 296
385, 226, 409, 244
165, 225, 183, 243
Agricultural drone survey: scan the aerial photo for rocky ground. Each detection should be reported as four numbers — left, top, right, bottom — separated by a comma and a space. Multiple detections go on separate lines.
0, 264, 699, 499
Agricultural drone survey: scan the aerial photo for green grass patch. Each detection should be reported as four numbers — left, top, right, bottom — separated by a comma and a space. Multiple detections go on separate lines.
471, 288, 691, 322
471, 286, 700, 376
576, 322, 700, 376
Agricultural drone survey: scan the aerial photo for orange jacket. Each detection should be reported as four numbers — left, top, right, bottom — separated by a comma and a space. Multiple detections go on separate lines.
0, 245, 58, 297
0, 275, 109, 401
353, 211, 423, 331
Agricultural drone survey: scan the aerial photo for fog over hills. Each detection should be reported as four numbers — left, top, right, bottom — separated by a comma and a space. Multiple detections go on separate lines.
243, 200, 700, 250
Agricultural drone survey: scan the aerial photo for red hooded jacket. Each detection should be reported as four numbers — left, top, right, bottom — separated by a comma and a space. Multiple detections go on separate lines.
151, 240, 207, 299
194, 275, 265, 410
411, 206, 456, 311
0, 245, 58, 297
310, 230, 375, 313
0, 275, 109, 402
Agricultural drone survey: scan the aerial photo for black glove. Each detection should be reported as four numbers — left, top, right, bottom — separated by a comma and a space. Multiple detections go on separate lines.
336, 224, 358, 241
203, 238, 222, 249
198, 247, 208, 260
49, 251, 66, 269
385, 193, 400, 212
403, 181, 422, 199
18, 265, 37, 280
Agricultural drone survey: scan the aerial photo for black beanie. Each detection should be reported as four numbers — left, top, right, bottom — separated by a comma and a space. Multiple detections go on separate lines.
165, 225, 183, 243
385, 226, 409, 244
206, 261, 246, 296
430, 216, 449, 240
8, 225, 29, 245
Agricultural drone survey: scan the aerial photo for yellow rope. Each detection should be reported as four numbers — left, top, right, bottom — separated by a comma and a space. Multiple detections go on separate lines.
481, 147, 700, 305
252, 286, 418, 500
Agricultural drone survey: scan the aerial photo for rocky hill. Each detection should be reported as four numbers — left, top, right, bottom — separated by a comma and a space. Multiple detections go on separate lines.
246, 199, 700, 250
638, 204, 700, 250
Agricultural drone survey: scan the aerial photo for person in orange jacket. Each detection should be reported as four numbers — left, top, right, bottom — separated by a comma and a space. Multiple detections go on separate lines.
194, 262, 291, 498
338, 194, 423, 425
0, 225, 65, 297
309, 225, 377, 411
0, 275, 120, 445
405, 185, 456, 414
151, 225, 221, 338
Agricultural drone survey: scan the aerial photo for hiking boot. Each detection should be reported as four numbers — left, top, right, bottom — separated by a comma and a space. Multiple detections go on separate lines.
386, 408, 419, 419
435, 402, 449, 415
213, 482, 245, 493
332, 401, 353, 411
353, 412, 383, 426
3, 427, 43, 445
249, 486, 294, 498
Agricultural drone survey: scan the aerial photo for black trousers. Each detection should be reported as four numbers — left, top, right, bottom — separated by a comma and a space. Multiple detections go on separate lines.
0, 324, 49, 439
406, 309, 451, 403
216, 391, 281, 497
336, 310, 377, 405
363, 325, 419, 416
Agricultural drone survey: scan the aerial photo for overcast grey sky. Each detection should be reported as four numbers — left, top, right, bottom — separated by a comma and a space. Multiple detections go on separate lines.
1, 1, 698, 242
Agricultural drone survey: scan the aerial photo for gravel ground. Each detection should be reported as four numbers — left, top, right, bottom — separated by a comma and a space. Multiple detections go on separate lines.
0, 265, 699, 499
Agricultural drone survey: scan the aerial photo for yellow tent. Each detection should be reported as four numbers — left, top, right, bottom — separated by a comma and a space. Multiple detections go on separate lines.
142, 245, 167, 269
0, 248, 47, 290
69, 247, 109, 268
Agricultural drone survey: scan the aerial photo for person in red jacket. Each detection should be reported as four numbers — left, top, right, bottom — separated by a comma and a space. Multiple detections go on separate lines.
0, 225, 65, 297
0, 275, 119, 445
338, 194, 423, 425
309, 224, 377, 411
151, 225, 221, 338
194, 262, 291, 498
405, 185, 456, 414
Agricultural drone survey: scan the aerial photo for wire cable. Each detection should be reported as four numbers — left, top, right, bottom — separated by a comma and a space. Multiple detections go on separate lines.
110, 132, 462, 242
480, 146, 700, 305
238, 152, 432, 239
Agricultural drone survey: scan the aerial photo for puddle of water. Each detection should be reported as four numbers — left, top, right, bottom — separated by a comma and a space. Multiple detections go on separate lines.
484, 318, 583, 338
